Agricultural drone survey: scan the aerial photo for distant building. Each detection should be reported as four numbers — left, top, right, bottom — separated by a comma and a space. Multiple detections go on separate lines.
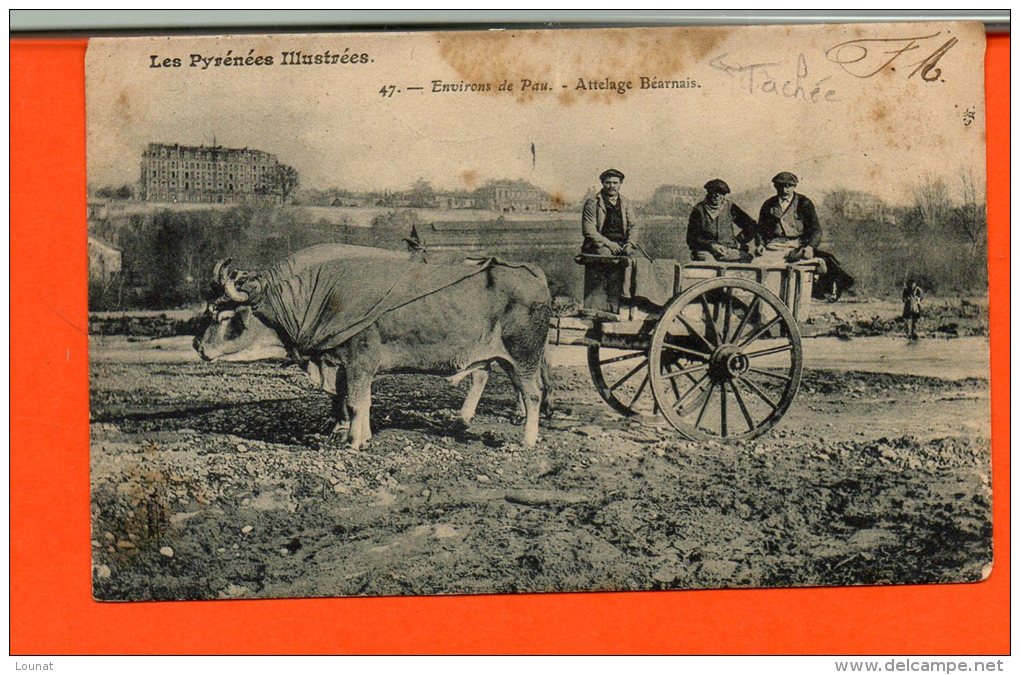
439, 191, 476, 210
841, 191, 888, 220
330, 195, 373, 207
87, 200, 109, 220
473, 179, 559, 212
140, 143, 290, 204
88, 236, 122, 282
643, 184, 704, 216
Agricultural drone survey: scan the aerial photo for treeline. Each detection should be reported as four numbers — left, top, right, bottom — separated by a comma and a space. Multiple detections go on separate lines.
89, 204, 410, 310
820, 172, 987, 295
89, 175, 987, 311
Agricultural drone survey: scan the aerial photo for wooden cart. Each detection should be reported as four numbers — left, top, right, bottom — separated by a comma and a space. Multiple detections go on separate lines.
550, 254, 816, 442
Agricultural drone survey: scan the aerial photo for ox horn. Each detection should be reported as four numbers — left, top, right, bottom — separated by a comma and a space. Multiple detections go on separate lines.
223, 273, 250, 302
213, 258, 234, 284
216, 309, 236, 323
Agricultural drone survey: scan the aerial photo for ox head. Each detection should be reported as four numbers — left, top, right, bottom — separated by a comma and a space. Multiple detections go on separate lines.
193, 259, 286, 362
207, 257, 264, 305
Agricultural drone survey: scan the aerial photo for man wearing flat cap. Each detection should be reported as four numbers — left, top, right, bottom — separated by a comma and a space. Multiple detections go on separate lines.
686, 178, 759, 262
757, 172, 855, 300
756, 172, 822, 263
581, 168, 639, 256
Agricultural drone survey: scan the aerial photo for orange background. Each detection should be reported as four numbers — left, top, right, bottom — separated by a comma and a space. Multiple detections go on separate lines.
10, 34, 1010, 655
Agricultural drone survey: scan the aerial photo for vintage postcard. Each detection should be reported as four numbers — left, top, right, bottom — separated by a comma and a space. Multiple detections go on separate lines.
86, 23, 990, 601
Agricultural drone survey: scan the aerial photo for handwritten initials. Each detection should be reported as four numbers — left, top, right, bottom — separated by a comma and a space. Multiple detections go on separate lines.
825, 32, 958, 81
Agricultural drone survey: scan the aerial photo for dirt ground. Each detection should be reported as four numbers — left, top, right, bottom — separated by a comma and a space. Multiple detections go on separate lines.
89, 341, 992, 600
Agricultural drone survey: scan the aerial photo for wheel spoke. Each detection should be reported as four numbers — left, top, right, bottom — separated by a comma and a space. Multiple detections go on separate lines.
730, 381, 756, 432
722, 288, 733, 343
676, 314, 716, 353
599, 351, 646, 366
661, 342, 711, 361
739, 314, 782, 348
720, 382, 728, 437
730, 296, 760, 344
666, 362, 683, 400
743, 343, 794, 359
628, 373, 650, 409
662, 363, 709, 380
608, 358, 648, 392
747, 367, 792, 382
699, 295, 722, 346
741, 374, 779, 412
673, 372, 710, 411
694, 383, 715, 429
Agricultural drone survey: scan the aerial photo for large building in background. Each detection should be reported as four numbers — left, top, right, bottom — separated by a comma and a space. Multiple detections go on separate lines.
472, 179, 562, 212
140, 143, 295, 204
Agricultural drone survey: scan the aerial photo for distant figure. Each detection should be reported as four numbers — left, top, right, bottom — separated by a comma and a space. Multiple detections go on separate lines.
404, 224, 428, 263
902, 280, 924, 340
756, 171, 855, 301
686, 178, 759, 262
581, 168, 638, 256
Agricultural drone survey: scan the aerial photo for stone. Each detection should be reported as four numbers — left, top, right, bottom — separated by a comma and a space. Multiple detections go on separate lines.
848, 528, 897, 548
434, 524, 458, 539
94, 564, 112, 579
159, 546, 174, 558
218, 584, 252, 599
241, 525, 254, 534
701, 559, 739, 577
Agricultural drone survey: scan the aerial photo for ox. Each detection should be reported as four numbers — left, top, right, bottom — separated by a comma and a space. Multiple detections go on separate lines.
195, 246, 552, 448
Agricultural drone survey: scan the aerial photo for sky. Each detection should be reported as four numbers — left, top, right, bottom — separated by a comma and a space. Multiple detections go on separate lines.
87, 24, 987, 205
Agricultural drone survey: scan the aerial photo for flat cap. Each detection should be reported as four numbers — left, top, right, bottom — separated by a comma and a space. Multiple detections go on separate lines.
599, 168, 625, 182
703, 178, 731, 194
772, 171, 799, 186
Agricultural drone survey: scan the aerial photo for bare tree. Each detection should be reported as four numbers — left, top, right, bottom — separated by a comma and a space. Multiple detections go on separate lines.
957, 167, 987, 253
911, 172, 951, 232
276, 164, 299, 203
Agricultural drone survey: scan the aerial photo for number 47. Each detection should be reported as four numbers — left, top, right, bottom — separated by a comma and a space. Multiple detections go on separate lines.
379, 85, 396, 97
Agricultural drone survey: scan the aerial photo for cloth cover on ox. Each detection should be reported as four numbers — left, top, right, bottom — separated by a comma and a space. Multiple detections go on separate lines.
252, 253, 539, 358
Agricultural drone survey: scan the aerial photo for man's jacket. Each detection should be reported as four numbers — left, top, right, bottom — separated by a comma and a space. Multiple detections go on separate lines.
757, 193, 822, 248
686, 199, 758, 253
581, 191, 638, 250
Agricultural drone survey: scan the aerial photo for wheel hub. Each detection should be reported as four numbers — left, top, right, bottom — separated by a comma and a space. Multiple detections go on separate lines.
709, 344, 749, 380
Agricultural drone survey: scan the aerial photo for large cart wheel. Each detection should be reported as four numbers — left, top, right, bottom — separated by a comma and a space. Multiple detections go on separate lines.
648, 277, 802, 442
587, 344, 658, 417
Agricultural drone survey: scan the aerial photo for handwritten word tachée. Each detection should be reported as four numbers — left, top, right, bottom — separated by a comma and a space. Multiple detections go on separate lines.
710, 53, 838, 103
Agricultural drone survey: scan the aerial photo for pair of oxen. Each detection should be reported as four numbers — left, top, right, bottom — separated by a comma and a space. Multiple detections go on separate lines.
195, 244, 552, 448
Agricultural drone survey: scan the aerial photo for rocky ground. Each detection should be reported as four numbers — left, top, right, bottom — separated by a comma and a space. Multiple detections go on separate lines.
90, 354, 992, 601
89, 295, 989, 340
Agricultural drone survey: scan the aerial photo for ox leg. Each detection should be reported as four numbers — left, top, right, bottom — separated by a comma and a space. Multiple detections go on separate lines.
507, 367, 543, 448
331, 367, 351, 433
347, 377, 374, 450
459, 368, 489, 426
513, 390, 526, 423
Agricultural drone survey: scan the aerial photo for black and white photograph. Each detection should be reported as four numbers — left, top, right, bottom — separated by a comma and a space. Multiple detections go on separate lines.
86, 23, 991, 601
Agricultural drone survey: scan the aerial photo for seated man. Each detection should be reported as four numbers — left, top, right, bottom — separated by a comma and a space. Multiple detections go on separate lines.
756, 171, 822, 265
581, 168, 638, 256
757, 171, 855, 300
686, 178, 759, 262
